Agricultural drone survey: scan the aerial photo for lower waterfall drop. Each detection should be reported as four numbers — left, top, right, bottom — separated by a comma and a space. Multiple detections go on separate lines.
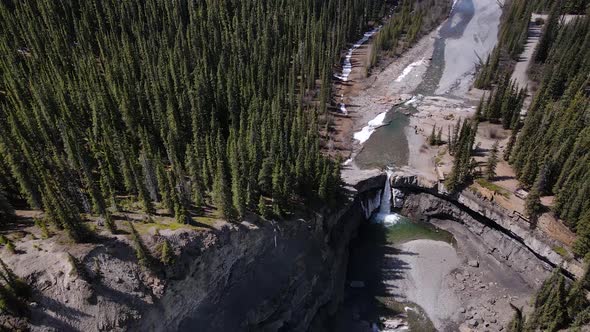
372, 171, 402, 226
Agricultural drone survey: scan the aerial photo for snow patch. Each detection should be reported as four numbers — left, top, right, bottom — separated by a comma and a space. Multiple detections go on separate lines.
353, 110, 388, 144
404, 95, 422, 106
395, 58, 427, 82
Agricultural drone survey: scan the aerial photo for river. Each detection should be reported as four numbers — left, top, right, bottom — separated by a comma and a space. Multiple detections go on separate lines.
331, 0, 503, 331
353, 0, 501, 170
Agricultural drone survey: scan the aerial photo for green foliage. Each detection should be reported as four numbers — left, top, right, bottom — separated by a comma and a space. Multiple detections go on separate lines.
507, 304, 525, 332
103, 212, 117, 234
0, 0, 377, 230
485, 141, 500, 180
520, 266, 590, 331
527, 269, 567, 331
159, 239, 174, 266
446, 119, 478, 192
573, 211, 590, 258
371, 0, 450, 60
533, 0, 562, 63
34, 218, 51, 239
4, 241, 15, 254
507, 15, 590, 254
128, 222, 151, 269
525, 186, 543, 224
258, 196, 270, 220
0, 258, 30, 317
474, 0, 533, 88
475, 178, 510, 198
0, 188, 14, 223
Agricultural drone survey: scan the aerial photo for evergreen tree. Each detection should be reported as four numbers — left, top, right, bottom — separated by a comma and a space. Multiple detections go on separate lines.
159, 239, 174, 266
429, 125, 437, 146
213, 158, 235, 221
528, 268, 568, 331
485, 141, 500, 180
525, 186, 543, 226
128, 222, 151, 269
507, 304, 525, 332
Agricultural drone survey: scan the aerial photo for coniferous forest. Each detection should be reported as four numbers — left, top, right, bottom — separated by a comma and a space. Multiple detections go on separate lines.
471, 0, 590, 260
0, 0, 393, 240
471, 2, 590, 328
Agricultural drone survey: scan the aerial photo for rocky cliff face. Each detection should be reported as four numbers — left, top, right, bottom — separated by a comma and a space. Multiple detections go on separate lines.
391, 172, 585, 280
4, 173, 385, 332
138, 196, 369, 332
401, 192, 552, 285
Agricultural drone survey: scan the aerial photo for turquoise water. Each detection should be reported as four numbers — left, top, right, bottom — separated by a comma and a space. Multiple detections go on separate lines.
381, 213, 455, 245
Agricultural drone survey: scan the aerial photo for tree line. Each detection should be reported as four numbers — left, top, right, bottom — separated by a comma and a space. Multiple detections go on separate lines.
0, 0, 391, 239
507, 267, 590, 331
368, 0, 450, 69
474, 2, 590, 330
472, 0, 590, 259
507, 14, 590, 258
474, 0, 589, 89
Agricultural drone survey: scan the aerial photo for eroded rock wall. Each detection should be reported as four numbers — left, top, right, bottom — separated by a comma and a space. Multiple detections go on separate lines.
11, 178, 384, 332
391, 171, 585, 280
401, 192, 552, 286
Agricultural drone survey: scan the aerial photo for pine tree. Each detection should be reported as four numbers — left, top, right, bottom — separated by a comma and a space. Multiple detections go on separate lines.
159, 239, 173, 266
475, 94, 485, 121
485, 141, 500, 180
507, 304, 525, 332
128, 222, 151, 268
0, 189, 14, 223
528, 269, 567, 331
525, 186, 543, 226
258, 196, 269, 219
429, 125, 437, 146
212, 158, 235, 221
573, 211, 590, 258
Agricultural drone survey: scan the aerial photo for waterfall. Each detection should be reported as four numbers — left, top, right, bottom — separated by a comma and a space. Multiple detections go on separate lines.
379, 172, 392, 214
371, 171, 402, 226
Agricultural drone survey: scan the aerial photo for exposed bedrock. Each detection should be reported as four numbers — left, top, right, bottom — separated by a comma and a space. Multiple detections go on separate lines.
17, 169, 584, 331
391, 172, 585, 280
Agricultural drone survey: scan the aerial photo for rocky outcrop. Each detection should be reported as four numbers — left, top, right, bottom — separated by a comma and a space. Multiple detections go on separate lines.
5, 185, 382, 332
401, 192, 552, 285
391, 172, 585, 280
138, 195, 369, 332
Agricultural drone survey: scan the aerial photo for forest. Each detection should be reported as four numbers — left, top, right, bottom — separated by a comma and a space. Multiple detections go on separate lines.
0, 0, 394, 240
467, 1, 590, 329
466, 0, 590, 260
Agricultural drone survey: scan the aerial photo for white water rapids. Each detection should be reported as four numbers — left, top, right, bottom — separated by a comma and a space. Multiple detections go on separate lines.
335, 27, 381, 115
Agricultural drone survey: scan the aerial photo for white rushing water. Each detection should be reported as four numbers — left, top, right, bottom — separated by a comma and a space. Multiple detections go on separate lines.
335, 27, 381, 82
353, 110, 388, 144
372, 171, 403, 226
395, 58, 427, 82
336, 26, 381, 115
404, 94, 423, 106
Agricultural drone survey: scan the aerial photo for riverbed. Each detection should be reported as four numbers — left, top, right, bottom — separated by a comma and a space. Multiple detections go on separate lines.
350, 0, 501, 171
333, 0, 516, 330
